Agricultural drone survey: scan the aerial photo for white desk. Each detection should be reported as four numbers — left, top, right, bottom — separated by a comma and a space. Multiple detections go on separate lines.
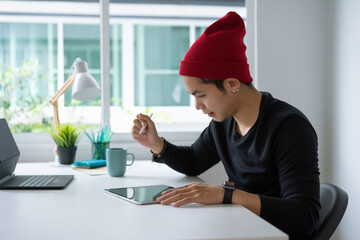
0, 161, 288, 240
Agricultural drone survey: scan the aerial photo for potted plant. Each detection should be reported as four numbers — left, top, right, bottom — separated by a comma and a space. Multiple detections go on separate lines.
50, 123, 81, 165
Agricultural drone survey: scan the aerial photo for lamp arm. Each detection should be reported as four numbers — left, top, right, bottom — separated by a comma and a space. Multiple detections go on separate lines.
51, 100, 60, 135
50, 75, 75, 104
50, 58, 81, 103
49, 75, 75, 135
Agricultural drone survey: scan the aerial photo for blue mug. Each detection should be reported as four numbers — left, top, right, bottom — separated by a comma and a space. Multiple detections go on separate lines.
106, 148, 135, 177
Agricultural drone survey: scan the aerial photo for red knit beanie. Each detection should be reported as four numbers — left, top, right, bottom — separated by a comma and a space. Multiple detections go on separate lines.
179, 11, 252, 83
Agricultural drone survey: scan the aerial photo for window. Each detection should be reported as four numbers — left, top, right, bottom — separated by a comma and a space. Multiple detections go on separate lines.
0, 1, 246, 134
134, 25, 189, 107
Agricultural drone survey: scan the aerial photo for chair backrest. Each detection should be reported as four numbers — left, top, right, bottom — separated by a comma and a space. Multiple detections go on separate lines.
312, 183, 348, 240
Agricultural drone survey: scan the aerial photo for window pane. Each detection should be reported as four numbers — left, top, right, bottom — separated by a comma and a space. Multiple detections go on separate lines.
63, 24, 122, 107
196, 26, 207, 38
63, 24, 101, 107
143, 74, 189, 106
134, 25, 189, 106
0, 22, 57, 132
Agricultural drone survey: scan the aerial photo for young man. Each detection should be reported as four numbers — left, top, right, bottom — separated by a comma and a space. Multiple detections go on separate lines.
131, 12, 320, 240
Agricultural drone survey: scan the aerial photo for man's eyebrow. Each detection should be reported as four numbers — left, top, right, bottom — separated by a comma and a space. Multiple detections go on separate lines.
191, 90, 201, 95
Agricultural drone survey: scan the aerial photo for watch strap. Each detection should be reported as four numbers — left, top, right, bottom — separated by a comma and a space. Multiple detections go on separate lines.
150, 137, 167, 161
222, 181, 235, 204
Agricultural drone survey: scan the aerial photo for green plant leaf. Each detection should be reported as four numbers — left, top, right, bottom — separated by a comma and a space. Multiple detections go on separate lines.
49, 123, 81, 148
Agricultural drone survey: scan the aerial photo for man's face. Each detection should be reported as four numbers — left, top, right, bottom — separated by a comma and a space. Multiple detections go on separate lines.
183, 76, 235, 122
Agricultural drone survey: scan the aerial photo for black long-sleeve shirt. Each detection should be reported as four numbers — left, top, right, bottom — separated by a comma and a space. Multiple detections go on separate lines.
154, 92, 320, 240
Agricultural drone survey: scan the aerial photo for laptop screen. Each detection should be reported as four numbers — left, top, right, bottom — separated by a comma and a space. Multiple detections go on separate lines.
0, 119, 20, 179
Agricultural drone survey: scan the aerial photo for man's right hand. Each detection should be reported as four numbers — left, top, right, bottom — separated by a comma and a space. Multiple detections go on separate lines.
131, 113, 164, 154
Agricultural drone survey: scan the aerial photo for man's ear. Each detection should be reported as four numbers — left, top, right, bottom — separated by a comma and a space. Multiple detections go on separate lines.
224, 78, 241, 91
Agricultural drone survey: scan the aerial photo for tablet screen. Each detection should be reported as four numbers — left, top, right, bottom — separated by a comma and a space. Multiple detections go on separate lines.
105, 185, 173, 205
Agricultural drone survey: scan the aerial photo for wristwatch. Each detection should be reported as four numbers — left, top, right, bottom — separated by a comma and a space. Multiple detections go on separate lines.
222, 181, 235, 204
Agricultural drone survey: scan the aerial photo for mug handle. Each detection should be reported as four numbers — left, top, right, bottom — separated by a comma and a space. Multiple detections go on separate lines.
126, 153, 135, 166
128, 187, 135, 199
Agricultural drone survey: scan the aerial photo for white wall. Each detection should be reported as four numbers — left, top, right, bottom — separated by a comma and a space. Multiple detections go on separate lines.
255, 0, 329, 181
254, 0, 360, 239
331, 0, 360, 239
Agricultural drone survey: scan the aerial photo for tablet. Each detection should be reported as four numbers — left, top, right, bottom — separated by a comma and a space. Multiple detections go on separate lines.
104, 184, 173, 205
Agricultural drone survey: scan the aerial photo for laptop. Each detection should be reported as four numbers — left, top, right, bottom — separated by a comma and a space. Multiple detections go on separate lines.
0, 118, 74, 189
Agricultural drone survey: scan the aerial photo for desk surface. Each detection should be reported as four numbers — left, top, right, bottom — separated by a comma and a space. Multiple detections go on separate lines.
0, 161, 287, 240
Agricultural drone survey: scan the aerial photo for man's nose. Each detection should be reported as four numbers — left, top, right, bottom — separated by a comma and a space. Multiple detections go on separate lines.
195, 99, 203, 110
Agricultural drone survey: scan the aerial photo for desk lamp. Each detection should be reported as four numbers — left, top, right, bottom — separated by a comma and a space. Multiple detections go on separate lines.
50, 58, 101, 135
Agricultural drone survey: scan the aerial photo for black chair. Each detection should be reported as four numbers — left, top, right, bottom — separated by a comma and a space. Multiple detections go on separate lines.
312, 183, 348, 240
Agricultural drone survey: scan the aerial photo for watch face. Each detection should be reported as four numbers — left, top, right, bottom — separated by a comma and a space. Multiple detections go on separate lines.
223, 181, 235, 189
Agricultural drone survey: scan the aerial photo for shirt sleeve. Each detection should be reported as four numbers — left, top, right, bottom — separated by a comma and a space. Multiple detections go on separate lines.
259, 116, 321, 238
153, 125, 221, 176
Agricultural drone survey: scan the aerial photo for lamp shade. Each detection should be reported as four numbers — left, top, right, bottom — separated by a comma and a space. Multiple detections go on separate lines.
71, 60, 101, 101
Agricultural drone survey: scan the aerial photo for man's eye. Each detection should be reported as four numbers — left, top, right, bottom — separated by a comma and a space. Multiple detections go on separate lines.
198, 95, 206, 98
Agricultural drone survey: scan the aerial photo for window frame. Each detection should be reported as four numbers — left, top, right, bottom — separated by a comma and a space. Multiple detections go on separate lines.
1, 1, 249, 162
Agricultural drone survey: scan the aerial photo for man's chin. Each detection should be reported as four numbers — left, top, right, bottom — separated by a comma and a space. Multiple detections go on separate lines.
212, 116, 225, 122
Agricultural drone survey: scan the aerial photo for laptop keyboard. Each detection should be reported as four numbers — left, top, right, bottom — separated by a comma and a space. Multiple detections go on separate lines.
19, 175, 57, 188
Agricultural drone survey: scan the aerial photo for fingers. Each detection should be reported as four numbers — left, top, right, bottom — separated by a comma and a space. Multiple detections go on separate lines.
137, 113, 152, 126
132, 113, 153, 138
131, 113, 163, 153
161, 183, 193, 195
157, 185, 196, 207
156, 182, 222, 207
132, 119, 142, 133
160, 194, 195, 208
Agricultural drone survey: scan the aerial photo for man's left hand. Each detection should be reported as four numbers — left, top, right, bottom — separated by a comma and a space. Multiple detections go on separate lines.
156, 182, 224, 207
